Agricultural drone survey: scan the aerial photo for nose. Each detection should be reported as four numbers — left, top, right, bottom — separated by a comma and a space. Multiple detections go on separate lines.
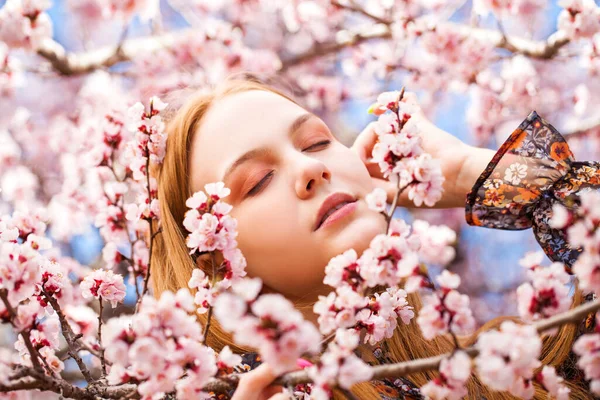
295, 157, 331, 199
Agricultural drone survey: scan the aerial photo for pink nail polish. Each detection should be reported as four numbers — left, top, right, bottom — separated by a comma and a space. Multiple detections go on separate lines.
296, 358, 313, 368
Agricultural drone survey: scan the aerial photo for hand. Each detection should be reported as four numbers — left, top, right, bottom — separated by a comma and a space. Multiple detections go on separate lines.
231, 363, 291, 400
351, 95, 490, 208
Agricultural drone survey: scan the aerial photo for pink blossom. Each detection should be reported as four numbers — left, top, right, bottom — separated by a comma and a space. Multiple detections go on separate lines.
80, 269, 126, 307
102, 242, 123, 270
537, 365, 571, 399
0, 0, 53, 50
403, 154, 445, 207
411, 220, 456, 266
323, 249, 360, 289
13, 300, 43, 331
436, 270, 461, 290
365, 188, 387, 212
473, 0, 545, 19
558, 0, 600, 40
573, 333, 600, 395
475, 321, 542, 398
549, 204, 571, 229
307, 329, 373, 395
0, 241, 42, 303
421, 350, 471, 400
417, 272, 475, 340
517, 259, 571, 323
64, 305, 99, 339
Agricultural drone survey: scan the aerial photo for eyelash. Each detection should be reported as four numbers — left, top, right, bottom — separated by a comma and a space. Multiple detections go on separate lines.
245, 140, 331, 197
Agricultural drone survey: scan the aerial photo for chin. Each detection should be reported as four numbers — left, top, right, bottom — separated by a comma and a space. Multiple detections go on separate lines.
329, 209, 387, 257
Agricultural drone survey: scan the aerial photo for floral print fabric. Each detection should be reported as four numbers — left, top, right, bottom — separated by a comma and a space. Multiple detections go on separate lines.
465, 110, 600, 268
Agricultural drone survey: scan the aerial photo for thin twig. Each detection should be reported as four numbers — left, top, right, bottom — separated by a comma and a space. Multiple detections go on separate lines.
202, 252, 218, 345
98, 297, 107, 377
0, 290, 43, 372
41, 291, 94, 383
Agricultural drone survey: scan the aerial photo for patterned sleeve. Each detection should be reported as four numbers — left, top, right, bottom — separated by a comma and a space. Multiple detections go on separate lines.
465, 110, 600, 269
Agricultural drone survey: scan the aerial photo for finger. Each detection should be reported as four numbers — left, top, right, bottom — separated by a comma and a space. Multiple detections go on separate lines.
268, 393, 292, 400
351, 122, 378, 162
232, 363, 278, 400
366, 160, 383, 180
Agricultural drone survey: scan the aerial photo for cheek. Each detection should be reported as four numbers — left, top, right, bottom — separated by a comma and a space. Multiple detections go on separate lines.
332, 147, 373, 185
230, 192, 303, 266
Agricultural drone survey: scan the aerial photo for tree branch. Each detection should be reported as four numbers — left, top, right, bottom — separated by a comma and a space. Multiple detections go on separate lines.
34, 13, 570, 77
199, 297, 600, 393
0, 290, 44, 372
40, 291, 94, 383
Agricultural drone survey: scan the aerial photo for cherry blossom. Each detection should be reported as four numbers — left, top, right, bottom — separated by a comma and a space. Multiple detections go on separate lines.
411, 219, 456, 266
214, 278, 322, 375
537, 365, 571, 400
416, 271, 476, 340
558, 0, 600, 40
573, 331, 600, 395
516, 252, 572, 323
306, 329, 373, 399
551, 192, 600, 295
0, 0, 53, 50
420, 350, 471, 400
475, 321, 542, 399
103, 289, 220, 399
367, 90, 444, 207
365, 187, 388, 212
126, 96, 169, 179
80, 269, 126, 307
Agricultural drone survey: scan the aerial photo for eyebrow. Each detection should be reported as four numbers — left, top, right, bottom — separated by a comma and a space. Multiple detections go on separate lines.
222, 113, 317, 185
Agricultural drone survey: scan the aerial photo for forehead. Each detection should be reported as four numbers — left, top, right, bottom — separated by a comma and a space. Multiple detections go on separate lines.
189, 90, 306, 193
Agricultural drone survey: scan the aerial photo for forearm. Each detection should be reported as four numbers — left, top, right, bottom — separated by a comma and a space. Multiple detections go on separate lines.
451, 145, 496, 208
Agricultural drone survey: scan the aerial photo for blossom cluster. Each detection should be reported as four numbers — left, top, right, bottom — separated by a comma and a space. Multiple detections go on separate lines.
472, 0, 546, 19
314, 219, 418, 346
573, 328, 600, 395
416, 270, 476, 340
184, 182, 247, 312
557, 0, 600, 40
0, 0, 53, 50
367, 90, 444, 207
80, 268, 126, 308
0, 209, 87, 376
213, 277, 322, 375
305, 329, 373, 399
0, 209, 50, 303
67, 0, 160, 23
92, 100, 167, 284
126, 96, 169, 175
516, 251, 572, 324
550, 191, 600, 295
420, 350, 471, 400
475, 321, 570, 399
103, 289, 237, 400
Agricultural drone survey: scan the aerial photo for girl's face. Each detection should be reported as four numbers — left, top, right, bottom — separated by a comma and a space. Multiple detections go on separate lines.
189, 90, 386, 301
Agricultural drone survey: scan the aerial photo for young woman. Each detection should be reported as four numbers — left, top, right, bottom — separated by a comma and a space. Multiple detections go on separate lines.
149, 72, 596, 399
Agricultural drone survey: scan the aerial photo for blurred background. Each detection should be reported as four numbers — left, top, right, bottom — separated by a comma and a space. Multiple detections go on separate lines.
1, 0, 599, 337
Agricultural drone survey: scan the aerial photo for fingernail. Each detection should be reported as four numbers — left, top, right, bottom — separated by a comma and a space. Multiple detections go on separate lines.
296, 358, 313, 368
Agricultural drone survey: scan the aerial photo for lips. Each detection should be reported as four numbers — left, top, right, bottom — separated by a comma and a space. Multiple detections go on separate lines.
314, 192, 357, 231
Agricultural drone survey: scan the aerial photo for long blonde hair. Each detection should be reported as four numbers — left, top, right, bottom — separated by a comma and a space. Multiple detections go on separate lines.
149, 72, 590, 399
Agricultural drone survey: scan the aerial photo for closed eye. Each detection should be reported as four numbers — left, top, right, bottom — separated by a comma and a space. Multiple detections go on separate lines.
246, 170, 274, 197
303, 140, 331, 152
